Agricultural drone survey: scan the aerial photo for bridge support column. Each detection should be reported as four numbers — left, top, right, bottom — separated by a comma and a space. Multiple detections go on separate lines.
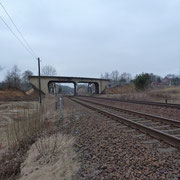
95, 83, 99, 94
88, 83, 92, 94
74, 82, 77, 96
88, 83, 90, 94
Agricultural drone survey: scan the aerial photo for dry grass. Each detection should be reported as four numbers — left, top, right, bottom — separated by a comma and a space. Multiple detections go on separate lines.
4, 97, 57, 148
102, 85, 180, 103
162, 86, 180, 93
19, 133, 79, 180
17, 97, 80, 180
0, 101, 38, 154
0, 95, 80, 180
0, 96, 59, 179
105, 84, 136, 94
146, 86, 180, 103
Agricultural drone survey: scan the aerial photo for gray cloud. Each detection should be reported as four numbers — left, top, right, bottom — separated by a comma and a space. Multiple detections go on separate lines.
0, 0, 180, 81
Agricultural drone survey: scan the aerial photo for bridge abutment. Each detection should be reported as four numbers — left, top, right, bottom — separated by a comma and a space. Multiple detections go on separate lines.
74, 82, 77, 96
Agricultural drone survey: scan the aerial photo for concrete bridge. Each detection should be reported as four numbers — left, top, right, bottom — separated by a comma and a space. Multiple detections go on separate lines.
29, 76, 110, 95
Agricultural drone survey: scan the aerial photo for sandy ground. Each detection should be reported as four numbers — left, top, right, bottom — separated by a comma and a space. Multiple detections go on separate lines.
19, 134, 79, 180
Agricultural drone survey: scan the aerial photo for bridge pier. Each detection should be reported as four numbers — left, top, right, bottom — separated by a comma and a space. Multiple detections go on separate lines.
74, 82, 77, 96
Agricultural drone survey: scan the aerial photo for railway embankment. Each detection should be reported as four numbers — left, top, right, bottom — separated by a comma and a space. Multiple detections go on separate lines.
1, 96, 180, 179
65, 97, 180, 179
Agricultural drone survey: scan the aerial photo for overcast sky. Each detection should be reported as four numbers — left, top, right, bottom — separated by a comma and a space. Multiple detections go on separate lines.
0, 0, 180, 80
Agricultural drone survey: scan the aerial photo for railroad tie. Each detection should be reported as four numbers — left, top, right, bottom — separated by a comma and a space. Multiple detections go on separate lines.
163, 128, 180, 133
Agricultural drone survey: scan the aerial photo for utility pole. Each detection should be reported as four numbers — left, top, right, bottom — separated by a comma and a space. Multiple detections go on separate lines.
38, 57, 42, 104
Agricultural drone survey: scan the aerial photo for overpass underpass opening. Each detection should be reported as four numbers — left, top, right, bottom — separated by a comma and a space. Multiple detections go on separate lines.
48, 82, 75, 96
77, 82, 99, 95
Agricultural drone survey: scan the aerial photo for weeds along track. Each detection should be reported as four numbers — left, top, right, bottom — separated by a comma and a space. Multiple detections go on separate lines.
78, 95, 180, 109
0, 97, 58, 179
71, 97, 180, 149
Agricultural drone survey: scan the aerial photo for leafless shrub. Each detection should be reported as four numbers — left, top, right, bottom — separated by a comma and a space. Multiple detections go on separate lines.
34, 133, 71, 163
19, 133, 78, 180
3, 65, 21, 89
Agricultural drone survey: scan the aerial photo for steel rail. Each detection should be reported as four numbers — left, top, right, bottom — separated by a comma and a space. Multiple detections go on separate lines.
71, 98, 180, 149
76, 97, 180, 128
78, 95, 180, 109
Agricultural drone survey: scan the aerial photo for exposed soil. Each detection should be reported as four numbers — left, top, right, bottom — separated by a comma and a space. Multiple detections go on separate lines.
105, 84, 136, 94
19, 134, 79, 180
0, 89, 38, 101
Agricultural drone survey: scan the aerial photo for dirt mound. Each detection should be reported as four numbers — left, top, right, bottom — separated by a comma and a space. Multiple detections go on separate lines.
26, 88, 39, 97
0, 89, 26, 99
105, 84, 136, 94
0, 89, 38, 101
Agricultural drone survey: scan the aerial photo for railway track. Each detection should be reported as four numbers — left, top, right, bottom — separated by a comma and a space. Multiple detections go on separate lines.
78, 95, 180, 109
71, 97, 180, 149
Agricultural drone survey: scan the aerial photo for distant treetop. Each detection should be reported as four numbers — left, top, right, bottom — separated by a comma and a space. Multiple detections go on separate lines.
41, 65, 57, 76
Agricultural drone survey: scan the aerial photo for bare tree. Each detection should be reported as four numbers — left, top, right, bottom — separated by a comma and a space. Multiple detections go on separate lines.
120, 72, 132, 84
149, 73, 162, 83
101, 72, 110, 79
42, 65, 57, 76
22, 70, 33, 82
4, 65, 21, 89
111, 70, 119, 82
100, 73, 104, 79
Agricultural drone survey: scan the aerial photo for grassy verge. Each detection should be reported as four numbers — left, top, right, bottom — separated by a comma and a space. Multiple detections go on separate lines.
0, 97, 58, 180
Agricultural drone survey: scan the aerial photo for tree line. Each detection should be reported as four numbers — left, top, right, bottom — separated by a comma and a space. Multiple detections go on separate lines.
101, 70, 180, 90
0, 65, 57, 91
1, 65, 180, 92
101, 71, 132, 86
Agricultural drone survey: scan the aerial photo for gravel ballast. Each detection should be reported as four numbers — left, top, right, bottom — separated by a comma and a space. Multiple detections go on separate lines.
78, 97, 180, 121
63, 97, 180, 179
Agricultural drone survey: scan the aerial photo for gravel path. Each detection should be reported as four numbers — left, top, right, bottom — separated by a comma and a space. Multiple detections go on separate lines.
63, 98, 180, 180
